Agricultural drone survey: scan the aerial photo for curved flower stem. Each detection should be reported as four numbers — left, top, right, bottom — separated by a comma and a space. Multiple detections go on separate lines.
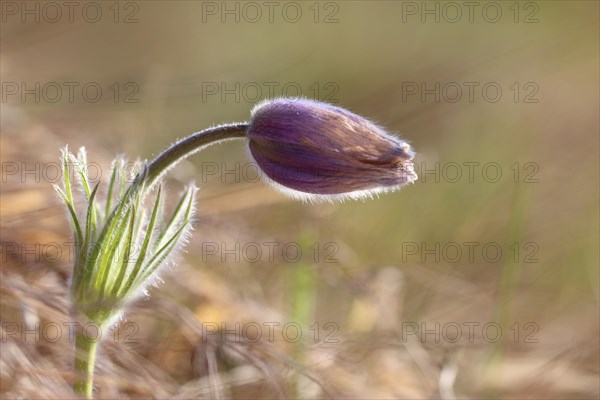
74, 331, 99, 399
142, 123, 249, 191
115, 123, 248, 213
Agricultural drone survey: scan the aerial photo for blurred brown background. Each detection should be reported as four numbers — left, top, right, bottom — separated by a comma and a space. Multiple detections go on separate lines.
1, 1, 598, 398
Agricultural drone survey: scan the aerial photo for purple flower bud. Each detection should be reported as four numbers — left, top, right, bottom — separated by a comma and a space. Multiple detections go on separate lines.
247, 98, 417, 201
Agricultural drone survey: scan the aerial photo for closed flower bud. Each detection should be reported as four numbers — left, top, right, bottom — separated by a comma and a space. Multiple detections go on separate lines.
247, 98, 417, 201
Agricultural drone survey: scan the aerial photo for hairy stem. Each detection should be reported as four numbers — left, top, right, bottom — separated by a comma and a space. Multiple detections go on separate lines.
143, 123, 249, 190
74, 331, 99, 399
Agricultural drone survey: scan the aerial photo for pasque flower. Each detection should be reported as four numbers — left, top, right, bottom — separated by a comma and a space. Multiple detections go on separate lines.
247, 98, 417, 201
58, 98, 416, 398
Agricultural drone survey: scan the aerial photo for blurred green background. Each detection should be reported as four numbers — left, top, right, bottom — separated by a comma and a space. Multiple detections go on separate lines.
1, 1, 598, 398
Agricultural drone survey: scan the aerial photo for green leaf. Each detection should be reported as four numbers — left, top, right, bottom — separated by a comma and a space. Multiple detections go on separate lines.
81, 182, 100, 274
54, 185, 83, 247
96, 206, 133, 298
155, 186, 195, 250
61, 147, 74, 204
84, 184, 134, 289
70, 151, 91, 199
137, 187, 195, 286
110, 204, 137, 298
119, 185, 163, 298
136, 220, 189, 290
105, 158, 121, 221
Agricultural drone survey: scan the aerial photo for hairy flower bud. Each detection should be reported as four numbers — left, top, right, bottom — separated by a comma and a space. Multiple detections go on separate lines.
246, 98, 417, 201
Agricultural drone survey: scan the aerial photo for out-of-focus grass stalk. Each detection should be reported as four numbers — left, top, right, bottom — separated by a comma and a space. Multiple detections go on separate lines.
484, 184, 529, 390
288, 231, 317, 396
